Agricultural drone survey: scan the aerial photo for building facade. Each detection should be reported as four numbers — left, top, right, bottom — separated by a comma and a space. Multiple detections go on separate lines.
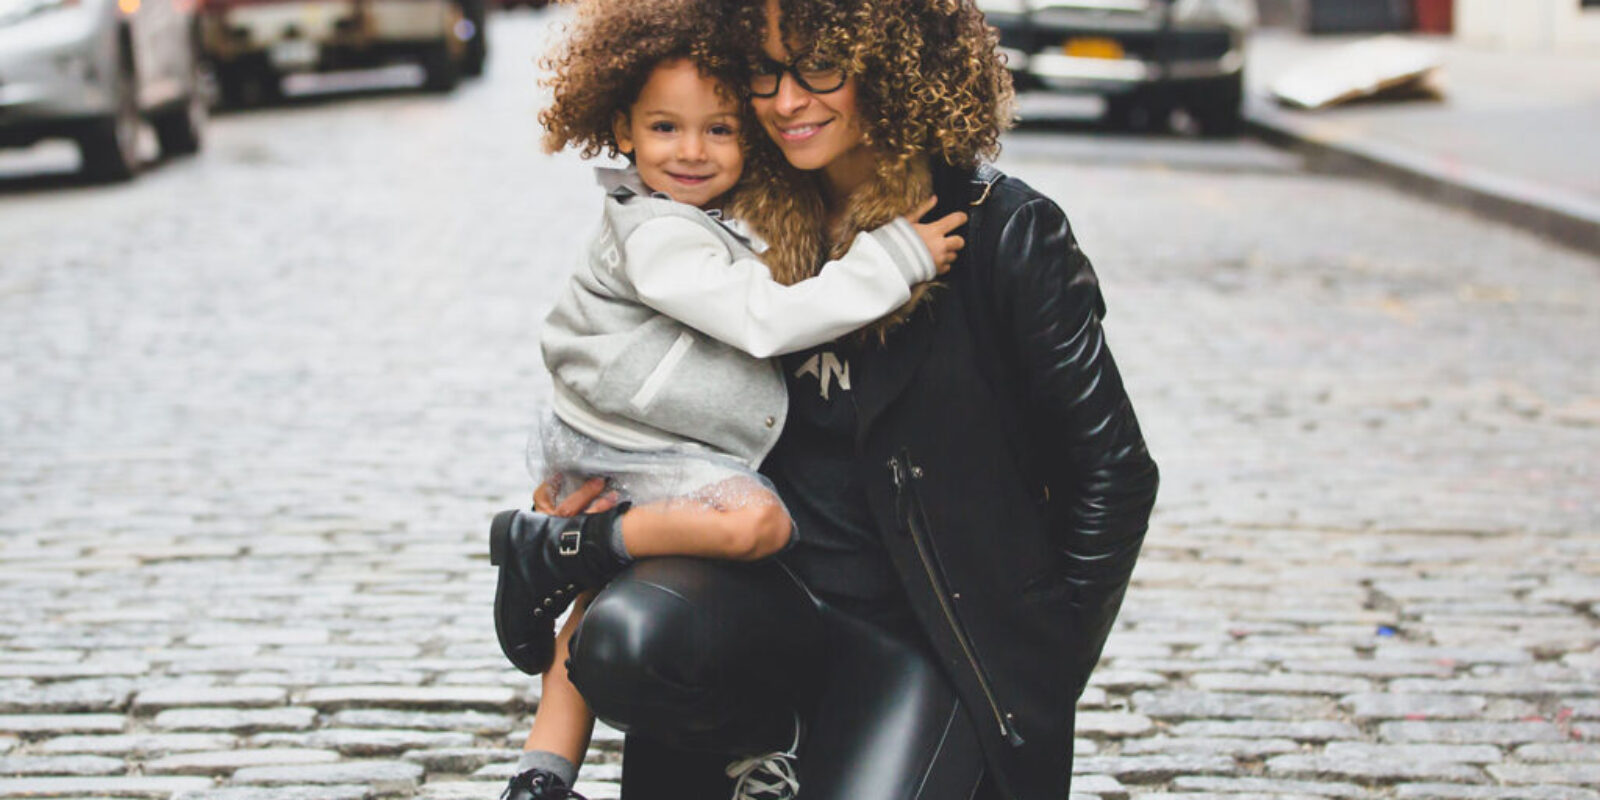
1451, 0, 1600, 50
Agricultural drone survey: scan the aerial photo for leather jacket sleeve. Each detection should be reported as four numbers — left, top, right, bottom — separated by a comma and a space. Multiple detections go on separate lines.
990, 196, 1160, 692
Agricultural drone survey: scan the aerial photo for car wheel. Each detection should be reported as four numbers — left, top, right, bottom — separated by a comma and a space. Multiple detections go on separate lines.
1192, 71, 1244, 138
421, 41, 460, 92
1104, 92, 1170, 133
153, 70, 206, 157
457, 0, 487, 77
217, 62, 283, 109
79, 54, 141, 182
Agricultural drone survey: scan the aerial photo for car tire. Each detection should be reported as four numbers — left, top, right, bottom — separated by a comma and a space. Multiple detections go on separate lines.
457, 0, 487, 76
217, 62, 283, 109
79, 54, 141, 182
1104, 91, 1169, 133
1192, 71, 1244, 138
153, 67, 206, 157
421, 41, 460, 92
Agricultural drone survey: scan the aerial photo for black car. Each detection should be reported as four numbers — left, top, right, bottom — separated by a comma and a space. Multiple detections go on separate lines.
980, 0, 1255, 135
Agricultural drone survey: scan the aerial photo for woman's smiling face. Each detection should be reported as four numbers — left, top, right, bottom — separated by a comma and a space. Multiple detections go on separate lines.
750, 0, 872, 192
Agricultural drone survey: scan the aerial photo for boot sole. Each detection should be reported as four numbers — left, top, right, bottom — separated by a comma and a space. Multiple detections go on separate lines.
489, 509, 556, 675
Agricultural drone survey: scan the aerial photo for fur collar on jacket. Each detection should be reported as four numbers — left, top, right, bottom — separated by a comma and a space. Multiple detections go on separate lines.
731, 155, 938, 338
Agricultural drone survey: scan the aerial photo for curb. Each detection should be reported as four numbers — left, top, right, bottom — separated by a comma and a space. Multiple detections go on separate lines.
1244, 98, 1600, 257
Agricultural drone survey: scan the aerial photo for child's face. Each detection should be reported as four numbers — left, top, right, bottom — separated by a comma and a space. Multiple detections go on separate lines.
614, 59, 744, 209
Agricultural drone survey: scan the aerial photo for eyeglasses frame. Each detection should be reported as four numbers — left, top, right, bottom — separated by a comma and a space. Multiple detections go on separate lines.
747, 55, 848, 98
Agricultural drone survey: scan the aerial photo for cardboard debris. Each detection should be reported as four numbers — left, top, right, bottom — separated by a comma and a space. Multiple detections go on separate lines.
1271, 35, 1445, 109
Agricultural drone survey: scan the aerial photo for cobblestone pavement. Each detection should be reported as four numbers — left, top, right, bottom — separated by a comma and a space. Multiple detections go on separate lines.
2, 10, 1598, 800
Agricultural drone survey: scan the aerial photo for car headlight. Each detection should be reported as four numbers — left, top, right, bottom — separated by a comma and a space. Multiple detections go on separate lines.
1171, 0, 1256, 29
975, 0, 1027, 16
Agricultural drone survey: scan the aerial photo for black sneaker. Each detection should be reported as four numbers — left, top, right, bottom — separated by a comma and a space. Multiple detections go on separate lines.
501, 767, 589, 800
489, 504, 631, 675
724, 751, 798, 800
723, 718, 801, 800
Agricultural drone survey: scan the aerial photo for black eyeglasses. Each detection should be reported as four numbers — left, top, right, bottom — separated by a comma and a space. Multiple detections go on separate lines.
748, 55, 846, 98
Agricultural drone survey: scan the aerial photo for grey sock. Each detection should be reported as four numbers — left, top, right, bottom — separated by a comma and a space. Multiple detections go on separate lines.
516, 750, 577, 787
603, 514, 633, 561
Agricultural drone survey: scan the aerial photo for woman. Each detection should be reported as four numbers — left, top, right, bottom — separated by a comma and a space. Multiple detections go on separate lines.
533, 0, 1159, 797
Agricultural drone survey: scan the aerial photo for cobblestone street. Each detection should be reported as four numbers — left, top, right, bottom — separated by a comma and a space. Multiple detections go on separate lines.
2, 9, 1598, 800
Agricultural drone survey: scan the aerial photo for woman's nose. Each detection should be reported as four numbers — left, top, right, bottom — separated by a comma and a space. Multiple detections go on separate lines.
774, 74, 811, 116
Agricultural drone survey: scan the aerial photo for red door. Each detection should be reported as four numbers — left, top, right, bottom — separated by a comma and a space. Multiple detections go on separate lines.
1414, 0, 1453, 33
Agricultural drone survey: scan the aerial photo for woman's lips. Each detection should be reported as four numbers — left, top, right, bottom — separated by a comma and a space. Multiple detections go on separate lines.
776, 118, 831, 142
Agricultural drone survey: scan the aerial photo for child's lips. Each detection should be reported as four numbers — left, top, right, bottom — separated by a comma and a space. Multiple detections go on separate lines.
668, 172, 714, 185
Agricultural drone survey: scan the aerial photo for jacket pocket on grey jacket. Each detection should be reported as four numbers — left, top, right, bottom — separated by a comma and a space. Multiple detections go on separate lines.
629, 331, 695, 412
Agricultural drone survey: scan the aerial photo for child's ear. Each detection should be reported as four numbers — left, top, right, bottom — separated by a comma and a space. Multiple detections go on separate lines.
613, 112, 634, 156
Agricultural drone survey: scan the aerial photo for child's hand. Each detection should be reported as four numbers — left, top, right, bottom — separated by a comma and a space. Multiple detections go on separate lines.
907, 196, 967, 275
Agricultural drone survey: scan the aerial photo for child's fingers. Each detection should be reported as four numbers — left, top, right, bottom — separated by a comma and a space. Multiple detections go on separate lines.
554, 476, 608, 516
932, 210, 968, 233
946, 235, 965, 252
533, 480, 559, 513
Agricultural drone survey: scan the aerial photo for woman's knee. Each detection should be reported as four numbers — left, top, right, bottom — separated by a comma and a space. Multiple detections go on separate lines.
566, 571, 704, 718
566, 558, 820, 728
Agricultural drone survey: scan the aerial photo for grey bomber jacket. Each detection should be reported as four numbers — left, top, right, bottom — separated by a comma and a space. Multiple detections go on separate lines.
540, 167, 934, 467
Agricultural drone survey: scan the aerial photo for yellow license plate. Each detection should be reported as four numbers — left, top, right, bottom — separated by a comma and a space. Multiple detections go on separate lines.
1062, 37, 1125, 59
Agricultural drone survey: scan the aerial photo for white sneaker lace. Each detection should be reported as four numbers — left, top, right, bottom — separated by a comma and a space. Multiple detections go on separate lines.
724, 751, 799, 800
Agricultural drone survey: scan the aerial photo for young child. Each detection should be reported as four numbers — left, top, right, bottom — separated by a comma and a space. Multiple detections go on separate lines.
489, 2, 965, 799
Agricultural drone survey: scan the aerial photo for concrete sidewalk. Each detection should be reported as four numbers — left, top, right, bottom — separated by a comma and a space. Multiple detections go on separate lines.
1244, 30, 1600, 255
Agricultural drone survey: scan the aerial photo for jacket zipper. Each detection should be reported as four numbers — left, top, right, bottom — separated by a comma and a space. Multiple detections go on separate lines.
890, 450, 1025, 747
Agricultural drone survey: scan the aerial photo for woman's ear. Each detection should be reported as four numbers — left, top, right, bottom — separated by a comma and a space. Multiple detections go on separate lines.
613, 112, 634, 156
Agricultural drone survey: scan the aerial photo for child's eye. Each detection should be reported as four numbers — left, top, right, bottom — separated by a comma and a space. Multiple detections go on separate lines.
649, 121, 677, 133
709, 124, 737, 137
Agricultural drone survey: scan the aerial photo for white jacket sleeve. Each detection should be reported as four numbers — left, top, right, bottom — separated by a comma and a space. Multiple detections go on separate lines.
621, 215, 936, 358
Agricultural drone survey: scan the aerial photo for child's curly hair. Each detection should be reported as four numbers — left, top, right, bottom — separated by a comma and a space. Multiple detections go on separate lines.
539, 0, 745, 157
727, 0, 1014, 170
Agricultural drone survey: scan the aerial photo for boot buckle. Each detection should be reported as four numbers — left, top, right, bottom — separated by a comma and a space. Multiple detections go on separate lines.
558, 528, 581, 557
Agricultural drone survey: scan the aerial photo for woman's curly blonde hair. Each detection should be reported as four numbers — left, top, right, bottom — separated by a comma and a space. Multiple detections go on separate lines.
728, 0, 1014, 172
725, 0, 1015, 335
539, 0, 744, 157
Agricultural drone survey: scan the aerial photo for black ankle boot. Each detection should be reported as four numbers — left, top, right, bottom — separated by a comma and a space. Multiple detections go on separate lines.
489, 504, 631, 675
502, 767, 589, 800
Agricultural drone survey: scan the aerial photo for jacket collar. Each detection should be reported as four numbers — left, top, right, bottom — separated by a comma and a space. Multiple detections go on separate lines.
595, 165, 663, 200
594, 165, 766, 252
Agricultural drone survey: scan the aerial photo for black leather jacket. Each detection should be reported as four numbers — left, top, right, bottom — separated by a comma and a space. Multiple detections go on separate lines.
851, 163, 1159, 799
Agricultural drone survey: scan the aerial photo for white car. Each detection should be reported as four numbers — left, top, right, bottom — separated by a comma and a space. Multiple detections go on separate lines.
199, 0, 482, 105
981, 0, 1255, 134
0, 0, 205, 180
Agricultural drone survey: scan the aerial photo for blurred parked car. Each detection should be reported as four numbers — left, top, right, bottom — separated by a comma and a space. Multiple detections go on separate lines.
0, 0, 206, 180
198, 0, 485, 106
980, 0, 1255, 135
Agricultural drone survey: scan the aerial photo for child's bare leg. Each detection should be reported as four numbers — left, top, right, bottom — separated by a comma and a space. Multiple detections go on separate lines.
620, 491, 790, 562
518, 592, 597, 774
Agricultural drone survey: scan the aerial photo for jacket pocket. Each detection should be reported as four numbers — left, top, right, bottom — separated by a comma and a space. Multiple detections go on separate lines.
628, 331, 694, 412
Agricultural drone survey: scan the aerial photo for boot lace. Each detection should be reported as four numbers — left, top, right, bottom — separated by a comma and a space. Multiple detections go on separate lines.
502, 768, 590, 800
724, 751, 799, 800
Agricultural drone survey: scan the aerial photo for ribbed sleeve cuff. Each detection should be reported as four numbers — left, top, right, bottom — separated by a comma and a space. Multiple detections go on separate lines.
867, 217, 936, 284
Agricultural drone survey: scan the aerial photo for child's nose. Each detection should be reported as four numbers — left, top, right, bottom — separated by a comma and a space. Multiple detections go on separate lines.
679, 133, 706, 161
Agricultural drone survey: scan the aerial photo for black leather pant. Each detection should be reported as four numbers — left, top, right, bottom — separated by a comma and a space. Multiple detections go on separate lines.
566, 558, 992, 800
